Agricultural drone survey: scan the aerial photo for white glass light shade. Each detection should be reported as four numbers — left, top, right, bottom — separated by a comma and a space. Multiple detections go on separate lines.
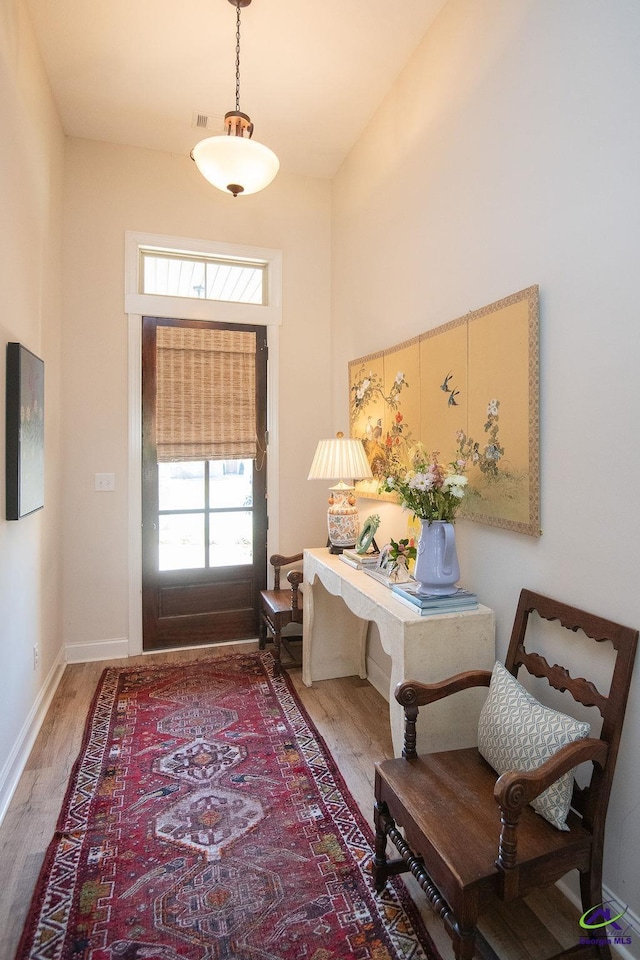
192, 134, 280, 196
307, 437, 373, 482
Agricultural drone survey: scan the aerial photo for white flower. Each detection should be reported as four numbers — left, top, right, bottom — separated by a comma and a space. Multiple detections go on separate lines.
408, 472, 433, 492
443, 474, 468, 499
487, 399, 499, 416
395, 371, 404, 384
386, 476, 395, 488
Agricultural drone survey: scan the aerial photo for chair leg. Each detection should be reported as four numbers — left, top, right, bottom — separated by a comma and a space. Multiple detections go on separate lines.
272, 629, 282, 677
258, 612, 267, 650
451, 924, 477, 960
579, 867, 612, 960
373, 801, 390, 892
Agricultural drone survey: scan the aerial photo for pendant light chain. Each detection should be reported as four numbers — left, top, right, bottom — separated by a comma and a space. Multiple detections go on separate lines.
235, 0, 242, 113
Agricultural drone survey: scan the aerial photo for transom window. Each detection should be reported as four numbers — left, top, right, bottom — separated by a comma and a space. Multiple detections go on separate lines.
140, 250, 267, 305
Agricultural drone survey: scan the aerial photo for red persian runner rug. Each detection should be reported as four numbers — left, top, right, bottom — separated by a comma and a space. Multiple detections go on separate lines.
16, 653, 440, 960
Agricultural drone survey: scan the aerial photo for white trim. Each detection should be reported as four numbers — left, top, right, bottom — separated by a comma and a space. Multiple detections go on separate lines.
125, 231, 282, 326
65, 637, 130, 663
125, 231, 281, 656
0, 650, 65, 826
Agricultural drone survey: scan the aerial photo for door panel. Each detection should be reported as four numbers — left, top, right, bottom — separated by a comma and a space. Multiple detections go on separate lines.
142, 317, 267, 650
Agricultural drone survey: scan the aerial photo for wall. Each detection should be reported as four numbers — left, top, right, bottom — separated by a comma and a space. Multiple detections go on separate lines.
62, 138, 332, 656
0, 0, 65, 815
332, 0, 640, 927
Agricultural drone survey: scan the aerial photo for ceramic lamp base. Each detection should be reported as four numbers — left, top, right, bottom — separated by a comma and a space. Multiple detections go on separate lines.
327, 481, 359, 551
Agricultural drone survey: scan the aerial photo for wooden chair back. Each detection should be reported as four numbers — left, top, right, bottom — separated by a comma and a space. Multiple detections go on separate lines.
505, 589, 638, 839
259, 552, 303, 676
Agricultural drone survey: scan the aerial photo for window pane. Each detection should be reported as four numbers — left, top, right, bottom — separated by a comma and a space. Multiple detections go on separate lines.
144, 256, 206, 299
209, 460, 253, 507
206, 262, 263, 304
159, 462, 205, 511
159, 514, 205, 570
142, 253, 265, 305
209, 511, 253, 566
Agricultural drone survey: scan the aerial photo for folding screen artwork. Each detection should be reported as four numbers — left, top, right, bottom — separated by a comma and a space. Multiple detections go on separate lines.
349, 286, 540, 536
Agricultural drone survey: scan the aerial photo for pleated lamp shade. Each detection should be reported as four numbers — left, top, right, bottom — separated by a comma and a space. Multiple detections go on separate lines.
307, 434, 373, 482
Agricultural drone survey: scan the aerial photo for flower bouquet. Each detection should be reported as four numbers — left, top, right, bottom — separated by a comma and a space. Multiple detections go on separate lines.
381, 445, 468, 522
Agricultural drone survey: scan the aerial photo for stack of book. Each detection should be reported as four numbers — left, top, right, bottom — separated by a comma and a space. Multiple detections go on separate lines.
391, 581, 479, 616
339, 548, 380, 570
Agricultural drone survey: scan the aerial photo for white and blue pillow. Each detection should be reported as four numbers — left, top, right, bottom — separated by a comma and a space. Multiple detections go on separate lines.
478, 661, 590, 831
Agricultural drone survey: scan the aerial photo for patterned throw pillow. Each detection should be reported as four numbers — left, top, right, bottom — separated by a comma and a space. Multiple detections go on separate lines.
477, 661, 590, 831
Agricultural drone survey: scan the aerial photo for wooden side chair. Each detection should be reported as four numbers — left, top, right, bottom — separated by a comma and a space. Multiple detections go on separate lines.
373, 588, 638, 960
259, 553, 303, 677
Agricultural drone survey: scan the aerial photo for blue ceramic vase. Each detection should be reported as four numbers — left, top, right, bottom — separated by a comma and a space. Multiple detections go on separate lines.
414, 520, 460, 596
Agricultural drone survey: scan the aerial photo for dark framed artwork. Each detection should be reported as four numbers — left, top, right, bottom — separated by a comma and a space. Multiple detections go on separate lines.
6, 342, 45, 520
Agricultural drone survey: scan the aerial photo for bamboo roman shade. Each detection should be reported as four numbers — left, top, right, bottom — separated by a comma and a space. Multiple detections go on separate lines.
156, 326, 257, 462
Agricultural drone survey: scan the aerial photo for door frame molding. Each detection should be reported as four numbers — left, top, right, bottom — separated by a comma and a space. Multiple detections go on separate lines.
125, 231, 282, 656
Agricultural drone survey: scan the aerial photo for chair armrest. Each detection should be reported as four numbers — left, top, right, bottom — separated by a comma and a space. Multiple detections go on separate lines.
395, 670, 492, 708
396, 671, 492, 759
493, 737, 609, 876
270, 553, 303, 589
271, 553, 303, 567
494, 737, 608, 813
287, 570, 304, 613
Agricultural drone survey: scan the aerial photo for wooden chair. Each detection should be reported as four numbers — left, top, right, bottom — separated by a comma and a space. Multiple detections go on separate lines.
259, 553, 303, 677
373, 588, 638, 960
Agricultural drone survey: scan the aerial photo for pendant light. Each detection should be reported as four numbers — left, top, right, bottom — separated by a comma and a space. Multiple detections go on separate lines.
191, 0, 279, 197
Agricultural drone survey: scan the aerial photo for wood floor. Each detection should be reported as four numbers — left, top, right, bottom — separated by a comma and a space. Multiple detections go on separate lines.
0, 641, 583, 959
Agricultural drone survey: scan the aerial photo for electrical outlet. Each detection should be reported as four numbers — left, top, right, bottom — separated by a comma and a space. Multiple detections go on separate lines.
95, 473, 115, 492
33, 644, 39, 669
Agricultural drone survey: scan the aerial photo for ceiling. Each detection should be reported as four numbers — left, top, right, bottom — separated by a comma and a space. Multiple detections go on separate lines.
26, 0, 446, 180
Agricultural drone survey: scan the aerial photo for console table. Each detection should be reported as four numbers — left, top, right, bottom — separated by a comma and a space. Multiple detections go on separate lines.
302, 547, 495, 757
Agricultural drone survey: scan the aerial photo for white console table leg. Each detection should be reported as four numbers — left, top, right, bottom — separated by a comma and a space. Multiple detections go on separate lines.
303, 572, 367, 684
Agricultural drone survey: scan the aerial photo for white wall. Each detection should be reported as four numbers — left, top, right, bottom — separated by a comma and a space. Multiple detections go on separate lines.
0, 0, 65, 814
332, 0, 640, 923
62, 138, 332, 655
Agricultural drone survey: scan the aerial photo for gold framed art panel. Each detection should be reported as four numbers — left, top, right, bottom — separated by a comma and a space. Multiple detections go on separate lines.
349, 285, 540, 537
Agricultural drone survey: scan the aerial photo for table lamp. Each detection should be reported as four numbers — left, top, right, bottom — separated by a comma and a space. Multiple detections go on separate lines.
307, 432, 373, 553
